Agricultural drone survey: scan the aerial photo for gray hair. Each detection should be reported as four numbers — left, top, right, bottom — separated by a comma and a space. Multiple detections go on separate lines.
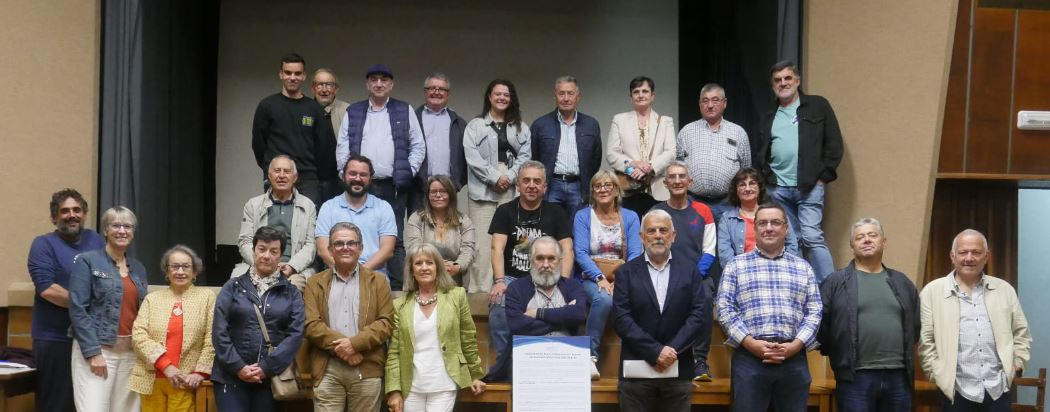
403, 243, 456, 293
100, 206, 137, 241
423, 72, 451, 90
518, 160, 547, 183
850, 217, 885, 238
665, 160, 690, 175
699, 83, 726, 99
529, 236, 562, 262
328, 221, 363, 243
313, 68, 339, 85
951, 228, 989, 252
269, 154, 298, 175
641, 209, 673, 229
770, 60, 800, 78
588, 169, 623, 209
161, 244, 205, 275
554, 75, 578, 89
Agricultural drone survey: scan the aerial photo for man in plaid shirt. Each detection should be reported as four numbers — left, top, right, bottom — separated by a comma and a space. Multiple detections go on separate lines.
716, 203, 822, 411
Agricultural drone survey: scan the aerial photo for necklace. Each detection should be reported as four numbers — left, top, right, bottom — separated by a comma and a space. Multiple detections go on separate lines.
416, 293, 438, 306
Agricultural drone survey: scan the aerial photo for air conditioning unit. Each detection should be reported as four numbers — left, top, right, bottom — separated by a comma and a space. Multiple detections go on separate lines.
1017, 111, 1050, 131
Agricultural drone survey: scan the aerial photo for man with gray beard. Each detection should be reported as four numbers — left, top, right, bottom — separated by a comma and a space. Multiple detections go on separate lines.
483, 236, 588, 381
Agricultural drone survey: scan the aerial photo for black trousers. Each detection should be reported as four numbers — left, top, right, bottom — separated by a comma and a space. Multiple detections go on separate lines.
369, 178, 407, 290
33, 339, 75, 412
618, 378, 691, 412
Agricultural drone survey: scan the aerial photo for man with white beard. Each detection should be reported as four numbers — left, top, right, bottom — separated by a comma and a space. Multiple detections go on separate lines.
483, 236, 588, 381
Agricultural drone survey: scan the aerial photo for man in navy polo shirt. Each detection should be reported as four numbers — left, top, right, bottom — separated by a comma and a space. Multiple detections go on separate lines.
27, 188, 105, 412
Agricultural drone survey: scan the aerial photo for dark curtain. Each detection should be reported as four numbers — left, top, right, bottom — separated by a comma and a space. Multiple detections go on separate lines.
923, 179, 1018, 287
678, 0, 803, 142
99, 0, 219, 284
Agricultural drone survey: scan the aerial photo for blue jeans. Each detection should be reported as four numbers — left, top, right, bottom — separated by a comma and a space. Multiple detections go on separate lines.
581, 279, 612, 357
488, 276, 517, 357
770, 184, 835, 282
836, 369, 912, 412
941, 390, 1012, 412
369, 178, 408, 290
730, 349, 811, 412
213, 381, 277, 412
546, 178, 583, 217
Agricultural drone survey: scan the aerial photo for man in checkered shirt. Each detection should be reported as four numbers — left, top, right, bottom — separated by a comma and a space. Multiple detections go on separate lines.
716, 202, 822, 412
675, 83, 751, 222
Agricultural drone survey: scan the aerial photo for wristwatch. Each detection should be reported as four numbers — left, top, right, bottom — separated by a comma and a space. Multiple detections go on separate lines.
595, 274, 606, 283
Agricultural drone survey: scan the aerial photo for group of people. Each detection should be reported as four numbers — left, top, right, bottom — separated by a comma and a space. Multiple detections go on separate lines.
22, 52, 1032, 412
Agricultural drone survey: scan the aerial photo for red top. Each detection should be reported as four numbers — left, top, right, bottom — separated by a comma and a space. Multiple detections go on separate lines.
742, 215, 756, 253
117, 276, 139, 336
154, 302, 184, 377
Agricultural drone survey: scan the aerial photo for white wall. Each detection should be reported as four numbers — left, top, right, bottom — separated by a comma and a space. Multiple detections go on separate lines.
215, 0, 679, 244
1018, 188, 1050, 405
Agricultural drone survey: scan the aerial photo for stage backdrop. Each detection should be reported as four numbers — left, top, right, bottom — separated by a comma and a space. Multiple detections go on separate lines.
214, 0, 680, 245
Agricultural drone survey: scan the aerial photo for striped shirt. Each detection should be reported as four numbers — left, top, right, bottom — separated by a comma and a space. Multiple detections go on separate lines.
554, 110, 579, 175
675, 118, 751, 197
717, 248, 822, 350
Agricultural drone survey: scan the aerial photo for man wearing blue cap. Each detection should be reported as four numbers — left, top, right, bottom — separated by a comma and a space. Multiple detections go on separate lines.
335, 64, 425, 289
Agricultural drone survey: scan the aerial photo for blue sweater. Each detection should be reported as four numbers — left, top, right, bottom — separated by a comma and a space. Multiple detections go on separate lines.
572, 207, 643, 281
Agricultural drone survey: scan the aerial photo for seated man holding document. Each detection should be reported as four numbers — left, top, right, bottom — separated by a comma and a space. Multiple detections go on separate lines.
612, 209, 710, 412
484, 236, 588, 382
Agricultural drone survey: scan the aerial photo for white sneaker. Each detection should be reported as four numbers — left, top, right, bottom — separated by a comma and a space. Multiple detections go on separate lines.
590, 356, 600, 380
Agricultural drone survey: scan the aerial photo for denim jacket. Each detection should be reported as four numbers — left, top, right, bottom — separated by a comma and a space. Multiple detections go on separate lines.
68, 249, 149, 358
463, 113, 532, 202
211, 271, 304, 384
716, 207, 800, 268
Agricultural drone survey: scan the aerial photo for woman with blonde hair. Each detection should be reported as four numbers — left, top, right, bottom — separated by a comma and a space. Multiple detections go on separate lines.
572, 170, 643, 377
386, 243, 485, 412
130, 245, 216, 411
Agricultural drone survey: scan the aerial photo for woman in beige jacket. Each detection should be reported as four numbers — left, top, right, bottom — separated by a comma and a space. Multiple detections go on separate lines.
605, 76, 676, 215
130, 245, 216, 411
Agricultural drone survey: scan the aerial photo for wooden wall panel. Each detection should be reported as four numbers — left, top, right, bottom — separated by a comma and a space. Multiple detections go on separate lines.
1010, 9, 1050, 174
965, 7, 1015, 173
939, 0, 972, 173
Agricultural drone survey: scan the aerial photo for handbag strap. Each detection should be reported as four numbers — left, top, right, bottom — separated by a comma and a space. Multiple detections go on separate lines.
252, 303, 273, 348
644, 114, 662, 162
619, 213, 626, 261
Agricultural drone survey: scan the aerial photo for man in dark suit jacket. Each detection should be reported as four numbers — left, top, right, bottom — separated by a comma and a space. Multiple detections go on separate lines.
613, 209, 709, 411
412, 72, 468, 214
529, 76, 603, 216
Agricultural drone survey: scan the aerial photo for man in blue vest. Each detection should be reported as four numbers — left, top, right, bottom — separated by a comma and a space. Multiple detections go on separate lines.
336, 64, 425, 290
529, 76, 602, 216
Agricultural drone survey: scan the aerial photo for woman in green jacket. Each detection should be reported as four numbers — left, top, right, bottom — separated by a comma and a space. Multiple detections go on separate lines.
385, 243, 486, 412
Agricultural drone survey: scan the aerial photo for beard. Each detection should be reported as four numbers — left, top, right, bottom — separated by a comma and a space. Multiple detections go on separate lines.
56, 218, 82, 238
342, 179, 370, 198
530, 265, 561, 288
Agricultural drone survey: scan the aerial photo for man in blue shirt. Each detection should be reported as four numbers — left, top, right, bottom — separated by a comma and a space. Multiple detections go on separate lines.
529, 76, 603, 216
27, 188, 105, 412
315, 155, 398, 284
717, 203, 822, 411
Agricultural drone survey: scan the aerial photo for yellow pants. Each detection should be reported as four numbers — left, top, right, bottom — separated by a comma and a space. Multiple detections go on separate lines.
140, 378, 195, 412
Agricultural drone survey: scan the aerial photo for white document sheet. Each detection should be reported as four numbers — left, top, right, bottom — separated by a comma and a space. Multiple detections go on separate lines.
512, 335, 590, 412
622, 359, 679, 378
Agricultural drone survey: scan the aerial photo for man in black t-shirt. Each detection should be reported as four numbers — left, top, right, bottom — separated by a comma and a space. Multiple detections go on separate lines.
251, 52, 338, 207
486, 160, 574, 365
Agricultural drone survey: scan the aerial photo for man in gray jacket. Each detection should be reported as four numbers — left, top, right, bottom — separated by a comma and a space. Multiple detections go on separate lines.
233, 155, 317, 290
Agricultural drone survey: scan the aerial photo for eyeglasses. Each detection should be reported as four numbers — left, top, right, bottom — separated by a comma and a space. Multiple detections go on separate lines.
428, 189, 449, 197
701, 97, 725, 105
756, 219, 786, 228
315, 82, 337, 89
424, 86, 449, 94
331, 240, 362, 250
736, 180, 759, 188
167, 264, 193, 272
109, 223, 135, 232
592, 182, 616, 192
665, 173, 689, 181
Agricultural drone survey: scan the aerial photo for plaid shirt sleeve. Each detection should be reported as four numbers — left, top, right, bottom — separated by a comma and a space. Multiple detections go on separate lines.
716, 258, 750, 347
795, 262, 823, 350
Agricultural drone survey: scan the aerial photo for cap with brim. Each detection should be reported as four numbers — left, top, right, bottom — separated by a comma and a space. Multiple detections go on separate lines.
365, 64, 393, 79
